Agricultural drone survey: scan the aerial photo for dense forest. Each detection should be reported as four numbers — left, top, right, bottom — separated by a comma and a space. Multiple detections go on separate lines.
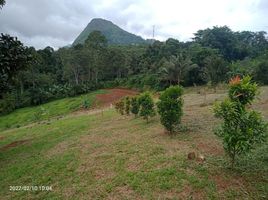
1, 26, 268, 115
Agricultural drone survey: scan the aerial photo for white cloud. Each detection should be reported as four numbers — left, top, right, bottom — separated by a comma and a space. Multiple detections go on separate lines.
0, 0, 267, 49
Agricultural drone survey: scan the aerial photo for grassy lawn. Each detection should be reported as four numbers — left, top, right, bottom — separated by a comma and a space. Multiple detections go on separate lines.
0, 90, 106, 131
0, 87, 267, 199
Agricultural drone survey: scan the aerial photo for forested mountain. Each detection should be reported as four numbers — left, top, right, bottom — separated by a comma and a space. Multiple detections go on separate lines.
72, 18, 147, 46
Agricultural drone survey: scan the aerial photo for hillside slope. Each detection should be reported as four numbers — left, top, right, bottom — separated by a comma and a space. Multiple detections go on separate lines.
0, 87, 267, 199
73, 18, 147, 46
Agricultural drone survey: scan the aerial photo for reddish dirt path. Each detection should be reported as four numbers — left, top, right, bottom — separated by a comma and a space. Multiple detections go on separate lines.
0, 139, 31, 151
95, 88, 138, 106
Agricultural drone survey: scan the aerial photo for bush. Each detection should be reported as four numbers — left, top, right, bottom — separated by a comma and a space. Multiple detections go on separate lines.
228, 75, 257, 105
138, 92, 155, 122
82, 99, 90, 109
214, 76, 267, 167
157, 85, 184, 134
125, 96, 131, 115
0, 93, 16, 115
254, 61, 268, 85
114, 99, 125, 115
130, 96, 140, 116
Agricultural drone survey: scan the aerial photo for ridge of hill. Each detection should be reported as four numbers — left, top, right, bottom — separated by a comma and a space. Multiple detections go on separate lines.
72, 18, 151, 46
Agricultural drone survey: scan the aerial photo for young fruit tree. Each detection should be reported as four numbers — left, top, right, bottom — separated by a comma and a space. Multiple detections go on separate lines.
157, 85, 184, 134
130, 96, 140, 117
214, 76, 267, 167
125, 96, 131, 115
138, 92, 155, 123
114, 99, 125, 115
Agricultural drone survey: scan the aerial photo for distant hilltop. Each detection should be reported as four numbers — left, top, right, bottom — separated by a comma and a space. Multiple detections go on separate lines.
72, 18, 154, 46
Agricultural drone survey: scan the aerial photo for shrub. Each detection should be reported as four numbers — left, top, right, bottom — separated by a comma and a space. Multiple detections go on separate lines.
125, 96, 131, 115
0, 93, 16, 115
138, 92, 155, 122
254, 61, 268, 85
214, 75, 267, 167
157, 85, 184, 134
130, 96, 140, 117
114, 99, 125, 115
82, 99, 90, 109
228, 75, 257, 105
33, 106, 48, 121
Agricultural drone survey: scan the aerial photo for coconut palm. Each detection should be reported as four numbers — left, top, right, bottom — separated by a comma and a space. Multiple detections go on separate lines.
159, 53, 196, 85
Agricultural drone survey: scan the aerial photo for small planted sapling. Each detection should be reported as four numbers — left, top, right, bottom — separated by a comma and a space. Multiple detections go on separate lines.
130, 96, 140, 117
157, 85, 184, 134
138, 92, 155, 123
114, 98, 125, 115
214, 76, 267, 167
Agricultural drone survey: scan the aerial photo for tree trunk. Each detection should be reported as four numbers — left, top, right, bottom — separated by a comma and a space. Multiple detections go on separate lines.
95, 71, 98, 84
231, 148, 236, 168
20, 80, 24, 95
72, 67, 79, 85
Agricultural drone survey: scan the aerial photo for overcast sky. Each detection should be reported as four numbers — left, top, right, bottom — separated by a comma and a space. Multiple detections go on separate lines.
0, 0, 267, 49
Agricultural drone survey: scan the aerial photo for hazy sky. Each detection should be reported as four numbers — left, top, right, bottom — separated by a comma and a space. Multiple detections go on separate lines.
0, 0, 267, 49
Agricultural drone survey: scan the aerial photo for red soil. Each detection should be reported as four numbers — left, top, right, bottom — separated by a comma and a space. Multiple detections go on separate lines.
95, 88, 138, 106
0, 139, 31, 151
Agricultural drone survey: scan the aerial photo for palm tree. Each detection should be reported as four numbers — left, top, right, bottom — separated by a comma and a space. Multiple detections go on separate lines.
0, 0, 5, 9
159, 53, 196, 85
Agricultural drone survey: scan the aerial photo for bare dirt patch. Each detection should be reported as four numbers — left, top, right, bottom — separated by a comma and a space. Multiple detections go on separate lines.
0, 139, 31, 151
161, 184, 205, 200
210, 174, 246, 194
46, 140, 74, 158
108, 185, 140, 200
96, 88, 138, 106
196, 141, 224, 156
0, 136, 5, 141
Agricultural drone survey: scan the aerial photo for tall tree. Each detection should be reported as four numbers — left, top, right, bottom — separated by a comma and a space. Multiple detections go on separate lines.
0, 34, 32, 97
160, 53, 196, 85
0, 0, 5, 9
204, 54, 229, 85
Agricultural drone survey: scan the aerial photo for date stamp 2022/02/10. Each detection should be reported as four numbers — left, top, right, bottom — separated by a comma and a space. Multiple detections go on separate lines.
9, 185, 52, 191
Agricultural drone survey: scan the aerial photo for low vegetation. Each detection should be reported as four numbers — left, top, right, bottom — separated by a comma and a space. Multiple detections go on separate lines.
214, 76, 268, 167
0, 86, 267, 199
157, 85, 184, 134
0, 5, 268, 198
0, 90, 106, 131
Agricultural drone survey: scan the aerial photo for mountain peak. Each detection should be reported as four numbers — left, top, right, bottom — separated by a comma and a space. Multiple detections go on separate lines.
90, 18, 112, 23
72, 18, 147, 46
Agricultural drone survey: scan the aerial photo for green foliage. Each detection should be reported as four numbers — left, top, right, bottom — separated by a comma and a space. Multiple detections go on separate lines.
130, 96, 140, 116
0, 93, 16, 115
254, 61, 268, 85
125, 96, 131, 115
114, 99, 125, 115
204, 54, 229, 85
160, 53, 195, 85
0, 90, 105, 131
1, 22, 268, 117
214, 76, 267, 167
0, 34, 32, 96
228, 76, 257, 105
157, 85, 184, 134
85, 30, 107, 49
0, 0, 5, 8
138, 92, 155, 122
82, 99, 90, 109
33, 106, 49, 121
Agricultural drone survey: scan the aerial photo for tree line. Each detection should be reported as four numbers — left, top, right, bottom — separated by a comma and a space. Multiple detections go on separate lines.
1, 26, 268, 114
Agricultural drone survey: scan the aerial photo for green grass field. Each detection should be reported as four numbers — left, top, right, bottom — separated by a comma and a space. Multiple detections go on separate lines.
0, 90, 106, 131
0, 87, 267, 199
